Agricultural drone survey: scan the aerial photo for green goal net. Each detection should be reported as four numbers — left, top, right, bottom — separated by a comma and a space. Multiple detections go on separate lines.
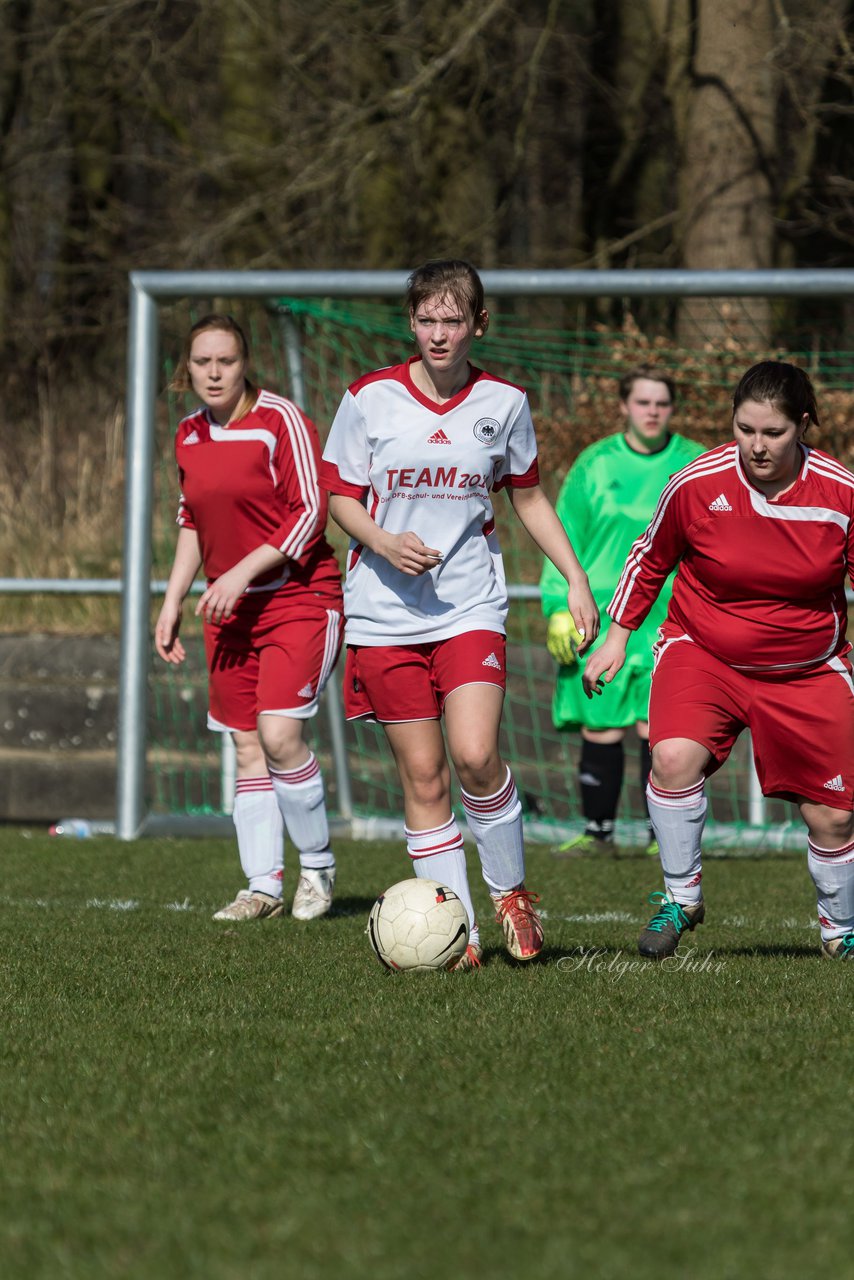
148, 295, 854, 853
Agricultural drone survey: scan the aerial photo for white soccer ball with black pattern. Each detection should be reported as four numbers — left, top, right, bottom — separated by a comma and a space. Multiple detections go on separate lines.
367, 878, 469, 972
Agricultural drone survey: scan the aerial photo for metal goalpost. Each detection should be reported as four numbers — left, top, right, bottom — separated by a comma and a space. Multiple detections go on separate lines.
119, 267, 854, 841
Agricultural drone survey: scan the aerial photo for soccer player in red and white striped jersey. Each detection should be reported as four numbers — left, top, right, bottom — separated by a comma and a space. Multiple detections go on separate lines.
584, 361, 854, 961
321, 260, 599, 968
155, 315, 343, 924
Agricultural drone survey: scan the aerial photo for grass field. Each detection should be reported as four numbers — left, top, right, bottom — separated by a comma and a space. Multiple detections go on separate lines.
1, 829, 850, 1280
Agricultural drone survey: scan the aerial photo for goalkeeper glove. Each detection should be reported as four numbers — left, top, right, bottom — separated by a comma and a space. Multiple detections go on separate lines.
546, 612, 585, 666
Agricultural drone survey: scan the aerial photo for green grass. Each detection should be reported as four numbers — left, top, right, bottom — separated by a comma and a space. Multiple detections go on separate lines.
0, 831, 850, 1279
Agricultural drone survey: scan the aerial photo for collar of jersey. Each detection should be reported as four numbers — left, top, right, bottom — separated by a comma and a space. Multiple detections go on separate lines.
403, 356, 481, 415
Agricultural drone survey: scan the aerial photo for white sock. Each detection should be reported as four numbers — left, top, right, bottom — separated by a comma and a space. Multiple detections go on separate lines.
807, 836, 854, 941
406, 817, 479, 946
269, 753, 335, 871
461, 768, 525, 895
646, 778, 707, 906
233, 776, 284, 898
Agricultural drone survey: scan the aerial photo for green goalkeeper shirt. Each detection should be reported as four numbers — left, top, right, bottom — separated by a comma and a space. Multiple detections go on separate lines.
541, 430, 705, 639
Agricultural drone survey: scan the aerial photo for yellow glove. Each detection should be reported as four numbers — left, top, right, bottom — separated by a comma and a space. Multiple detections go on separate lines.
546, 612, 585, 666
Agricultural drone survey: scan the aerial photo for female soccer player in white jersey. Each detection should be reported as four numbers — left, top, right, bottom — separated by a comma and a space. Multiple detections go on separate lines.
320, 260, 598, 969
584, 361, 854, 961
155, 315, 344, 923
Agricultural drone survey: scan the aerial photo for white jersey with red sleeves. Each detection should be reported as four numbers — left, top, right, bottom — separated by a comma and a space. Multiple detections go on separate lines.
176, 389, 341, 602
609, 440, 854, 672
320, 357, 539, 645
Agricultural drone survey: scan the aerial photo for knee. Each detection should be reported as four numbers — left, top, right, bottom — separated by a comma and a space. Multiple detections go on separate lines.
811, 808, 854, 848
452, 744, 502, 794
257, 716, 306, 771
650, 740, 705, 791
406, 765, 450, 810
232, 730, 266, 775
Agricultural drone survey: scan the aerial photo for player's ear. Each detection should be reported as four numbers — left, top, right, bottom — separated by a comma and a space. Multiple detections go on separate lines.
408, 308, 416, 335
475, 309, 489, 338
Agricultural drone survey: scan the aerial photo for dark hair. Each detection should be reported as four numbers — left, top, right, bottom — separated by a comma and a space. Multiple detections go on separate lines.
405, 259, 486, 324
732, 360, 820, 428
618, 363, 676, 404
170, 314, 252, 393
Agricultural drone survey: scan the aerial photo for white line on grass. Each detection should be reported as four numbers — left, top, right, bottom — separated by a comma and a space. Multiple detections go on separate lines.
0, 894, 824, 931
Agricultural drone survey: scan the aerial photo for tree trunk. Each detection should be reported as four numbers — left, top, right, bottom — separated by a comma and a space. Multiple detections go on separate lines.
676, 0, 776, 347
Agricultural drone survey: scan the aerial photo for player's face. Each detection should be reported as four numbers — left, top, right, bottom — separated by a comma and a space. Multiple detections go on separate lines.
620, 379, 674, 453
409, 293, 487, 386
732, 399, 808, 492
188, 329, 247, 422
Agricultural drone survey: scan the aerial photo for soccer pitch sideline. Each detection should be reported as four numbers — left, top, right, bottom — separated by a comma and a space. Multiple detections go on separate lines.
0, 830, 849, 1280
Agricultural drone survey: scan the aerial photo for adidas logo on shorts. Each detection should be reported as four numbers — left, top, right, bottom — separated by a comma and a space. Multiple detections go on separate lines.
298, 682, 315, 698
823, 774, 845, 792
482, 652, 502, 670
708, 493, 733, 512
426, 429, 452, 445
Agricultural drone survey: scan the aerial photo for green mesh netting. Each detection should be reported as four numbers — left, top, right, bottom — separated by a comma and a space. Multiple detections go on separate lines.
148, 296, 854, 851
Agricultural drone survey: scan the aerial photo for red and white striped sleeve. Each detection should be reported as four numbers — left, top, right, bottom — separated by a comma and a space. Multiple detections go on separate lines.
259, 391, 328, 565
608, 472, 691, 629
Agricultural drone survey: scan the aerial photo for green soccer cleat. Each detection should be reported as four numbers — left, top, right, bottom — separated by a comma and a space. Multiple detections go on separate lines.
553, 832, 615, 858
821, 931, 854, 960
638, 890, 705, 959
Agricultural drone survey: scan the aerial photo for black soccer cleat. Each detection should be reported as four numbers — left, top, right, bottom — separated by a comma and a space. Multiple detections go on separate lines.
638, 890, 705, 959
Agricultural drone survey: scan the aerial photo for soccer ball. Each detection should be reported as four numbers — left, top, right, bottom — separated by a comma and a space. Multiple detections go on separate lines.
367, 878, 469, 972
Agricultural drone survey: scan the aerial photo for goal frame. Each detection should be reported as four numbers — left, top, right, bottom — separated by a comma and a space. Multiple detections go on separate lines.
120, 267, 854, 840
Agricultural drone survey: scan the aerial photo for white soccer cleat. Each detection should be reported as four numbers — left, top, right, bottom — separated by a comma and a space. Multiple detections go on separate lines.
212, 889, 284, 921
491, 885, 544, 961
291, 866, 336, 921
452, 941, 483, 972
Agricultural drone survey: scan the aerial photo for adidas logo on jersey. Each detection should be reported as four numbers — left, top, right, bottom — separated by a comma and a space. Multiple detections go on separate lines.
708, 493, 733, 512
298, 682, 315, 698
426, 429, 452, 445
482, 652, 502, 670
823, 774, 845, 792
183, 429, 201, 445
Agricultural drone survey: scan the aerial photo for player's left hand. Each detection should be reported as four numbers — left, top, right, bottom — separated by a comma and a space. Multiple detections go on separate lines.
581, 630, 626, 698
195, 567, 252, 623
566, 580, 599, 656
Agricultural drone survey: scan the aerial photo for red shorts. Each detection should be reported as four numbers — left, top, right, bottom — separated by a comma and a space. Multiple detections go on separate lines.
344, 632, 507, 723
649, 639, 854, 810
204, 594, 343, 733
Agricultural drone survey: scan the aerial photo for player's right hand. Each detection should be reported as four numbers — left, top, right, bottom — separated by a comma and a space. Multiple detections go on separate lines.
546, 612, 585, 665
382, 530, 444, 576
154, 601, 186, 665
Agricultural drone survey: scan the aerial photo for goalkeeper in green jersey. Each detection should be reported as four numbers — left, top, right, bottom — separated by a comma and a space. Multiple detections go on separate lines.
540, 365, 704, 855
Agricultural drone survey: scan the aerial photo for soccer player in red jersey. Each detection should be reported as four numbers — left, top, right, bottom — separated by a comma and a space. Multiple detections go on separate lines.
321, 260, 598, 968
584, 361, 854, 961
155, 316, 344, 923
